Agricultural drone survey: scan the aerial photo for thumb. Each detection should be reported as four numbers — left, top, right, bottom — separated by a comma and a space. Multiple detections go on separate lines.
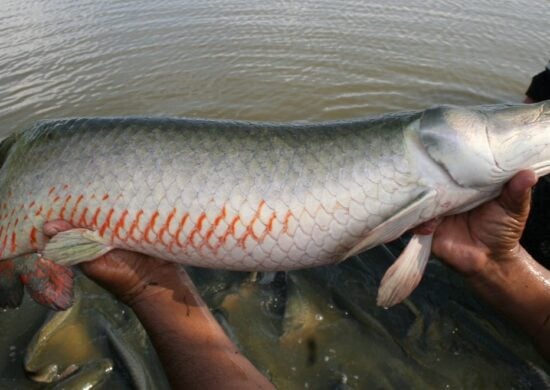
498, 170, 537, 221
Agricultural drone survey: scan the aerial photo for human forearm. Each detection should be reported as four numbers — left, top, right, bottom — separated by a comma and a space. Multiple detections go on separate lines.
466, 247, 550, 360
128, 267, 274, 389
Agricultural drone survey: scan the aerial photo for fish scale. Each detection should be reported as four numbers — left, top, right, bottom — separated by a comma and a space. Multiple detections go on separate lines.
2, 102, 549, 310
0, 115, 421, 270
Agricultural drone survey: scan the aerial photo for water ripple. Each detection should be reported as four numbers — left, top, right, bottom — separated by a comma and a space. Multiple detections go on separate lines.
0, 0, 547, 134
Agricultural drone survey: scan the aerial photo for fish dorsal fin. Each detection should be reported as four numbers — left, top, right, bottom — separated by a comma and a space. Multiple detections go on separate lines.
376, 233, 432, 307
342, 189, 437, 260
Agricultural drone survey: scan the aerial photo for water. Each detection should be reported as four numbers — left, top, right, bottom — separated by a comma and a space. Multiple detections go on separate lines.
1, 0, 549, 388
1, 0, 547, 137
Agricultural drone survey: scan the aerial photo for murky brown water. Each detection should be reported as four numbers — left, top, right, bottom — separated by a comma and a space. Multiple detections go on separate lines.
1, 0, 549, 388
1, 0, 547, 136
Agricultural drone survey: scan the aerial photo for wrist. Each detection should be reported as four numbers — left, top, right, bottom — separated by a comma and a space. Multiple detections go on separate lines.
121, 277, 169, 307
114, 262, 187, 306
465, 245, 550, 341
465, 244, 523, 285
124, 264, 204, 310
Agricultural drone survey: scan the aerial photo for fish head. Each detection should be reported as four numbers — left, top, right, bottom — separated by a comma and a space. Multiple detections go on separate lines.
417, 101, 550, 188
485, 100, 550, 177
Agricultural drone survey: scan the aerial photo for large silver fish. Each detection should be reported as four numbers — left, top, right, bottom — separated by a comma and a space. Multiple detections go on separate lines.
0, 101, 548, 309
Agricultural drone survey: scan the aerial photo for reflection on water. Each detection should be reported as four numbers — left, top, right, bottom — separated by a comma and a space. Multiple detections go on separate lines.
1, 0, 549, 387
0, 0, 547, 137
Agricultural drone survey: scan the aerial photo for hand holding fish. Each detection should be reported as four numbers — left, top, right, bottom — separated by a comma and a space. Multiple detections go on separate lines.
432, 170, 550, 361
432, 170, 537, 275
45, 219, 177, 305
43, 220, 275, 389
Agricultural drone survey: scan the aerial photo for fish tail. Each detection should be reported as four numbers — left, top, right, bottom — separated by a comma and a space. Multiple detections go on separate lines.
0, 253, 74, 310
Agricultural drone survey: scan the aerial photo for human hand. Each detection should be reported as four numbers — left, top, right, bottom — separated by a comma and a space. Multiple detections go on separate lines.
43, 220, 186, 305
431, 170, 538, 277
44, 221, 276, 388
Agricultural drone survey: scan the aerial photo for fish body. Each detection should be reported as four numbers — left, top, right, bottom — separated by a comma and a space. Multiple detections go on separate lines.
1, 101, 549, 309
0, 113, 447, 269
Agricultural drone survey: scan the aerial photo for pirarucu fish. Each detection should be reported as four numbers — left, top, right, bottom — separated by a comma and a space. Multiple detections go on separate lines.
0, 101, 549, 309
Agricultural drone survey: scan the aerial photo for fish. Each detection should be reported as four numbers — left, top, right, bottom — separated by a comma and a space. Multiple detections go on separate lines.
0, 101, 548, 310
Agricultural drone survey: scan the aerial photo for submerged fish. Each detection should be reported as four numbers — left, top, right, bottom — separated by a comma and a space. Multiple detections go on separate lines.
0, 102, 548, 309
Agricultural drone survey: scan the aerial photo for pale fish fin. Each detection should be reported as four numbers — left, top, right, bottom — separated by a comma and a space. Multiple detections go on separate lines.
376, 233, 432, 308
342, 189, 436, 260
43, 229, 113, 266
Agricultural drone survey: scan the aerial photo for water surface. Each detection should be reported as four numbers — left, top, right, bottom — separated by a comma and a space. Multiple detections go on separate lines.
1, 0, 547, 136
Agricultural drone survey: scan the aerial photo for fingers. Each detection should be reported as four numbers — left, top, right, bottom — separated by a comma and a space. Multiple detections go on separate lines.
499, 170, 537, 218
43, 220, 74, 236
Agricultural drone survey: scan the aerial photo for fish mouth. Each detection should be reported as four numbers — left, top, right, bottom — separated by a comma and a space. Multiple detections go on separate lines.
487, 101, 550, 177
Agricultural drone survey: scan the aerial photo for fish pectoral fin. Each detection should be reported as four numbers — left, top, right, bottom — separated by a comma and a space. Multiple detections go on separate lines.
43, 229, 113, 267
342, 189, 437, 260
376, 233, 432, 308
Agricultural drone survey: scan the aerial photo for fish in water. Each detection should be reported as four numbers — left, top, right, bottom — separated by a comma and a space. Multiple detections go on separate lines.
0, 101, 548, 310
